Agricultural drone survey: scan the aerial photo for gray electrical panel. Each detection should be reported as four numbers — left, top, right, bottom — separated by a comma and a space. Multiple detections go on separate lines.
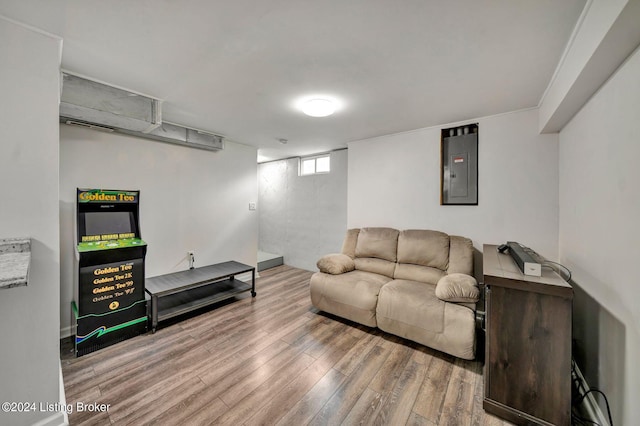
441, 124, 478, 205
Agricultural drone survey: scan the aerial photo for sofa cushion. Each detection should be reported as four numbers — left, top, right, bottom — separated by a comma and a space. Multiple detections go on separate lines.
317, 253, 355, 275
341, 229, 360, 259
355, 227, 399, 262
435, 273, 479, 303
393, 263, 445, 285
377, 279, 476, 360
310, 270, 392, 327
447, 235, 474, 275
397, 230, 449, 271
377, 280, 445, 334
354, 257, 396, 278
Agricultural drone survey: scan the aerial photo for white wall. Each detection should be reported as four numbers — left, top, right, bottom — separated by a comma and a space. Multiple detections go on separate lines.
59, 125, 258, 336
539, 0, 630, 132
559, 44, 640, 426
0, 17, 63, 426
258, 150, 348, 271
348, 108, 560, 266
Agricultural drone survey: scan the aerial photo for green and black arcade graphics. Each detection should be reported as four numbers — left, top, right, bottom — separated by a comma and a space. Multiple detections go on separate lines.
73, 188, 148, 356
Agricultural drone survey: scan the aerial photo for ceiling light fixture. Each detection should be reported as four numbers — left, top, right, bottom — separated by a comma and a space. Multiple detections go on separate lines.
301, 98, 336, 117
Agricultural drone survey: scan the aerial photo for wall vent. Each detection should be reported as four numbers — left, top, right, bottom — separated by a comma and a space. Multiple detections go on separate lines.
64, 119, 115, 133
186, 128, 224, 151
116, 122, 224, 152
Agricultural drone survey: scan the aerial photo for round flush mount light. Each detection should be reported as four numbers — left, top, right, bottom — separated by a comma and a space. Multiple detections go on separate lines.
301, 98, 336, 117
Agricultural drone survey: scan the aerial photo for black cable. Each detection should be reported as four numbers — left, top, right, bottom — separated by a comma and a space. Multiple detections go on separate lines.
518, 245, 573, 281
570, 360, 613, 426
542, 260, 572, 281
574, 389, 614, 426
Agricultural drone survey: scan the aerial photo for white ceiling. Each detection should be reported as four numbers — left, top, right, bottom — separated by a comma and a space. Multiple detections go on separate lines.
1, 0, 586, 162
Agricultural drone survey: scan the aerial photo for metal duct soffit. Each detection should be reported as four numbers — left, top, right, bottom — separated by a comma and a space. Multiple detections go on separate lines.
117, 122, 224, 151
59, 73, 224, 151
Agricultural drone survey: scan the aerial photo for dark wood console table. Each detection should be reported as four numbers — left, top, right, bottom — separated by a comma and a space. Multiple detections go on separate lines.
145, 261, 255, 332
483, 244, 573, 425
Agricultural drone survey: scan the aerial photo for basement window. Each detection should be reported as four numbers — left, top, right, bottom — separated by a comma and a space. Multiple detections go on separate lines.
299, 154, 330, 176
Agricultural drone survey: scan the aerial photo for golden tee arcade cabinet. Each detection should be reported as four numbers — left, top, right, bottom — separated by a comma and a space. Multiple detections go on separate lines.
73, 188, 148, 356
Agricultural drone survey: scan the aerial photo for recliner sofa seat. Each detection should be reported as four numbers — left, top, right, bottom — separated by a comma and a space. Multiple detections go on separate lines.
310, 227, 479, 360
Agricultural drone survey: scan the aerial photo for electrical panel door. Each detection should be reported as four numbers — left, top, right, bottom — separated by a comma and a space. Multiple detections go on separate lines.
441, 125, 478, 205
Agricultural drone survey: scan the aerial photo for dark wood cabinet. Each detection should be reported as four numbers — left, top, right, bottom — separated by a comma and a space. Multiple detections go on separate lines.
483, 244, 573, 425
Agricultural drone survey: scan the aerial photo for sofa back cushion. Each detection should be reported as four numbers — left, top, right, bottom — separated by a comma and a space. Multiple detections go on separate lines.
355, 227, 399, 262
354, 258, 397, 278
394, 263, 446, 284
447, 235, 474, 275
352, 227, 399, 278
341, 228, 360, 259
341, 227, 474, 282
397, 230, 450, 270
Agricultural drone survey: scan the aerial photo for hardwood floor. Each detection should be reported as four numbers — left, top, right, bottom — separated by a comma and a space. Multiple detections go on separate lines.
61, 265, 512, 426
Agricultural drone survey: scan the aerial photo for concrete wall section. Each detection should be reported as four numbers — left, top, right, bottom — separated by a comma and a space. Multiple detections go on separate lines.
559, 44, 640, 425
348, 108, 560, 261
259, 150, 348, 271
0, 16, 63, 426
59, 125, 258, 336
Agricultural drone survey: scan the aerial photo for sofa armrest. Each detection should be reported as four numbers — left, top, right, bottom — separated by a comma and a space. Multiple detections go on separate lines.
317, 253, 355, 275
435, 273, 479, 303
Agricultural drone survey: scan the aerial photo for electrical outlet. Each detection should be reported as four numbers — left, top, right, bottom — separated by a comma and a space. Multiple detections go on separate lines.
249, 202, 257, 211
188, 251, 195, 269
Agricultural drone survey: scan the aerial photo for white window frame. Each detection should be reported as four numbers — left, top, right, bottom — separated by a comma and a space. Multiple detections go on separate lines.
298, 154, 331, 176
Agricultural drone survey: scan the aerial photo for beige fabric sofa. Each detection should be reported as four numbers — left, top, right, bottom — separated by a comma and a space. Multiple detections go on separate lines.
310, 227, 479, 360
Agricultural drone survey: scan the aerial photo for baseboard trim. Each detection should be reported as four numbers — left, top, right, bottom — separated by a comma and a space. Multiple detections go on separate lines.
60, 271, 260, 338
60, 324, 74, 339
236, 271, 259, 282
31, 412, 66, 426
60, 360, 69, 425
30, 362, 68, 425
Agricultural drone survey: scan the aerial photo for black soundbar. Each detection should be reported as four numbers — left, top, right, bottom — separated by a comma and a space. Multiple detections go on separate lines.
506, 241, 542, 277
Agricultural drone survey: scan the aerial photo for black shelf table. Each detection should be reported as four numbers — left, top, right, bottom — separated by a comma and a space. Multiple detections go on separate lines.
145, 260, 255, 332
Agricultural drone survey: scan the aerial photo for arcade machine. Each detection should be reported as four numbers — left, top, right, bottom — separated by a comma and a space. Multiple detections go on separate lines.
72, 188, 148, 356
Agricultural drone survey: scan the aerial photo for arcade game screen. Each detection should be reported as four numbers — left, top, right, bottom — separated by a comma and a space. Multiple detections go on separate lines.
84, 211, 134, 236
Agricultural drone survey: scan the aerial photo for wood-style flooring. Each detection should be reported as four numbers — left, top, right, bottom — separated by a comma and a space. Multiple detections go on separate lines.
61, 265, 512, 426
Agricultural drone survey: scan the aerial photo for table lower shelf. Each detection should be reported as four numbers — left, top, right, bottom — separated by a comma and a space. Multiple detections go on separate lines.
149, 278, 254, 331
